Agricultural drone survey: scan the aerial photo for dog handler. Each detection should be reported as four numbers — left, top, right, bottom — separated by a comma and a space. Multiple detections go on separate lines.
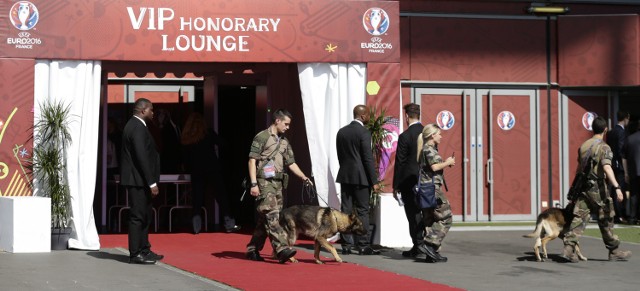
415, 123, 455, 263
561, 116, 632, 263
245, 109, 313, 263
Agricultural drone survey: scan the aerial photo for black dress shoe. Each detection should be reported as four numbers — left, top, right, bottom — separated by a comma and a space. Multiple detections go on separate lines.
142, 250, 164, 261
417, 243, 440, 262
341, 247, 353, 255
277, 248, 297, 264
425, 253, 448, 263
129, 254, 156, 265
359, 246, 381, 255
246, 251, 265, 262
402, 247, 418, 258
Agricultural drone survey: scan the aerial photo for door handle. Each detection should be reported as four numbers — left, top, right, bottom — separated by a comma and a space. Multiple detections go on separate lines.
486, 158, 493, 184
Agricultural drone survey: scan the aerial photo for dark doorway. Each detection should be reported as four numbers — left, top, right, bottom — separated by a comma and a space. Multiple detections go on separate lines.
619, 92, 640, 134
218, 85, 257, 226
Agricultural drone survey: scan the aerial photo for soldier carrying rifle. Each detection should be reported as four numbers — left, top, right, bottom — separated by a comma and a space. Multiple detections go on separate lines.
562, 116, 632, 263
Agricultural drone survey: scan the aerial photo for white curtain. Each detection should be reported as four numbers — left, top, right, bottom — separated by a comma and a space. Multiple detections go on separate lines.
297, 63, 366, 210
34, 60, 102, 250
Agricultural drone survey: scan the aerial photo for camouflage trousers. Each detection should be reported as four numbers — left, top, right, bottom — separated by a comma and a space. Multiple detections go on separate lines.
246, 179, 289, 253
420, 186, 452, 248
563, 193, 620, 250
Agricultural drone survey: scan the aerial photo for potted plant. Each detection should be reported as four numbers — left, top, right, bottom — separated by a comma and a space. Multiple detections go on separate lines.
28, 99, 73, 250
366, 106, 392, 207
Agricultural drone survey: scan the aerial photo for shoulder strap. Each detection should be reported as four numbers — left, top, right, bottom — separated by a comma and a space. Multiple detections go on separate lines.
418, 149, 449, 191
254, 129, 281, 161
580, 139, 603, 174
265, 138, 282, 161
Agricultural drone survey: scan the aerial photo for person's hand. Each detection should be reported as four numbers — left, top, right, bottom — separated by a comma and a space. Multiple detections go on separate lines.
151, 185, 159, 197
303, 177, 314, 187
250, 185, 260, 197
373, 183, 381, 191
446, 156, 456, 167
616, 188, 624, 202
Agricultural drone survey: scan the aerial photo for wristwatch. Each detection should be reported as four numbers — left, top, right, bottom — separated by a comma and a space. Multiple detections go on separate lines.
251, 182, 258, 187
614, 185, 621, 190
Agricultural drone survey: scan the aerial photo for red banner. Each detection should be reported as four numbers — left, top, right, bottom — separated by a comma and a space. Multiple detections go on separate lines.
0, 58, 34, 196
0, 0, 399, 63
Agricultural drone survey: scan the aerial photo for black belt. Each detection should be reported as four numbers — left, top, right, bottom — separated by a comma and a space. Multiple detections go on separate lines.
257, 172, 284, 180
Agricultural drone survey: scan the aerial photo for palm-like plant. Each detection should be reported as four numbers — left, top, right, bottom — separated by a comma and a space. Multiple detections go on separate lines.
30, 100, 73, 229
366, 106, 389, 207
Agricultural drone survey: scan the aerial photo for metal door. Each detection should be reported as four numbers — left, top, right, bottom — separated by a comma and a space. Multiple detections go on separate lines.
415, 88, 537, 221
414, 88, 473, 221
481, 89, 537, 221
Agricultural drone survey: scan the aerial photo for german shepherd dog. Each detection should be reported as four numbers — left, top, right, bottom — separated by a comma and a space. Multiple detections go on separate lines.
279, 205, 367, 264
523, 203, 587, 262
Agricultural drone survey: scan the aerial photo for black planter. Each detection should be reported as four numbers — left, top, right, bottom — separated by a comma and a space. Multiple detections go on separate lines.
51, 227, 72, 250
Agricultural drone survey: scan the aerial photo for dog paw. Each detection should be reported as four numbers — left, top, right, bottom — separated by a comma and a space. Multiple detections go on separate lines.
315, 260, 324, 264
290, 257, 299, 263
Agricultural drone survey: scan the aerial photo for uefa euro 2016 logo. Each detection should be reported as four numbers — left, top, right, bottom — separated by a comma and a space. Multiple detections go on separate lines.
436, 110, 455, 130
582, 112, 597, 131
497, 111, 516, 131
363, 8, 389, 36
10, 1, 39, 31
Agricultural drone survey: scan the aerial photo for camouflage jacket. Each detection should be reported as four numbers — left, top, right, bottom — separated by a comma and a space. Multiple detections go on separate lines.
578, 137, 612, 198
248, 128, 296, 174
419, 144, 444, 186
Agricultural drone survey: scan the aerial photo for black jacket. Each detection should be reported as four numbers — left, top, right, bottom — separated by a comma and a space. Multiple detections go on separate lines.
393, 122, 424, 190
606, 124, 626, 172
120, 116, 160, 187
336, 121, 378, 186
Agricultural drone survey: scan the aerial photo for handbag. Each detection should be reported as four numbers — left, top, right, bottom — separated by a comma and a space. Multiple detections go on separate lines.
413, 152, 438, 209
413, 176, 437, 209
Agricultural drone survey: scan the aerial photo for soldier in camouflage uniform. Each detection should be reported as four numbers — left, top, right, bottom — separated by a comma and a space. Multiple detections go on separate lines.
415, 123, 456, 263
561, 116, 631, 263
245, 109, 313, 264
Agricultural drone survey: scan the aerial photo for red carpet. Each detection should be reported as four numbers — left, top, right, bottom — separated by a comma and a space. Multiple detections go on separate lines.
100, 233, 461, 291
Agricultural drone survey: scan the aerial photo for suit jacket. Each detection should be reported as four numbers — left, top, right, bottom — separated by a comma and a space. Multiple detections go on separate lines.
392, 122, 424, 190
606, 124, 626, 172
120, 116, 161, 187
336, 121, 378, 186
625, 131, 640, 177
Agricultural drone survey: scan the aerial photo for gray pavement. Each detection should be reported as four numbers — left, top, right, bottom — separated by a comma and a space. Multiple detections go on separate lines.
1, 226, 639, 291
0, 247, 235, 291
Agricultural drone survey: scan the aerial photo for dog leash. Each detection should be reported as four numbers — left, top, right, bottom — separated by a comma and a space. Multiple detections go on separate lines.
301, 180, 338, 210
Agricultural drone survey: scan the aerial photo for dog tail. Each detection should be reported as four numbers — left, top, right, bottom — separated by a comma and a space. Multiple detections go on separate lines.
522, 216, 544, 238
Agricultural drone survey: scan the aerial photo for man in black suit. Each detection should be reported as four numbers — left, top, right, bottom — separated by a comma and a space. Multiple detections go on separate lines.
392, 103, 424, 257
606, 111, 629, 223
624, 121, 640, 225
336, 104, 380, 255
120, 98, 164, 264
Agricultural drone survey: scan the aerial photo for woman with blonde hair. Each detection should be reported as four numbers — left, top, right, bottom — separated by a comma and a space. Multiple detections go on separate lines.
415, 123, 455, 263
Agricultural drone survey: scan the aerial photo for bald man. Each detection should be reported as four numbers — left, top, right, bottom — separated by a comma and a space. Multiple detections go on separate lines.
336, 104, 380, 255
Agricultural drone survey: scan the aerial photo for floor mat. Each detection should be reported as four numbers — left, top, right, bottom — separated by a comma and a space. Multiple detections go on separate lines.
99, 233, 461, 290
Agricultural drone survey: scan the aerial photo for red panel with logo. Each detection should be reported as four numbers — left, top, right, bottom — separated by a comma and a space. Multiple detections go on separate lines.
490, 94, 531, 215
0, 58, 35, 196
0, 0, 399, 63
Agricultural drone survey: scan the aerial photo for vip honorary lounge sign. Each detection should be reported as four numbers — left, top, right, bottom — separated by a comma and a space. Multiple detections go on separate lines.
0, 0, 399, 63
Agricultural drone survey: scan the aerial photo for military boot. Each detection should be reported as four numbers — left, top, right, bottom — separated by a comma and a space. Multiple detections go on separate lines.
609, 248, 632, 261
559, 244, 579, 263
